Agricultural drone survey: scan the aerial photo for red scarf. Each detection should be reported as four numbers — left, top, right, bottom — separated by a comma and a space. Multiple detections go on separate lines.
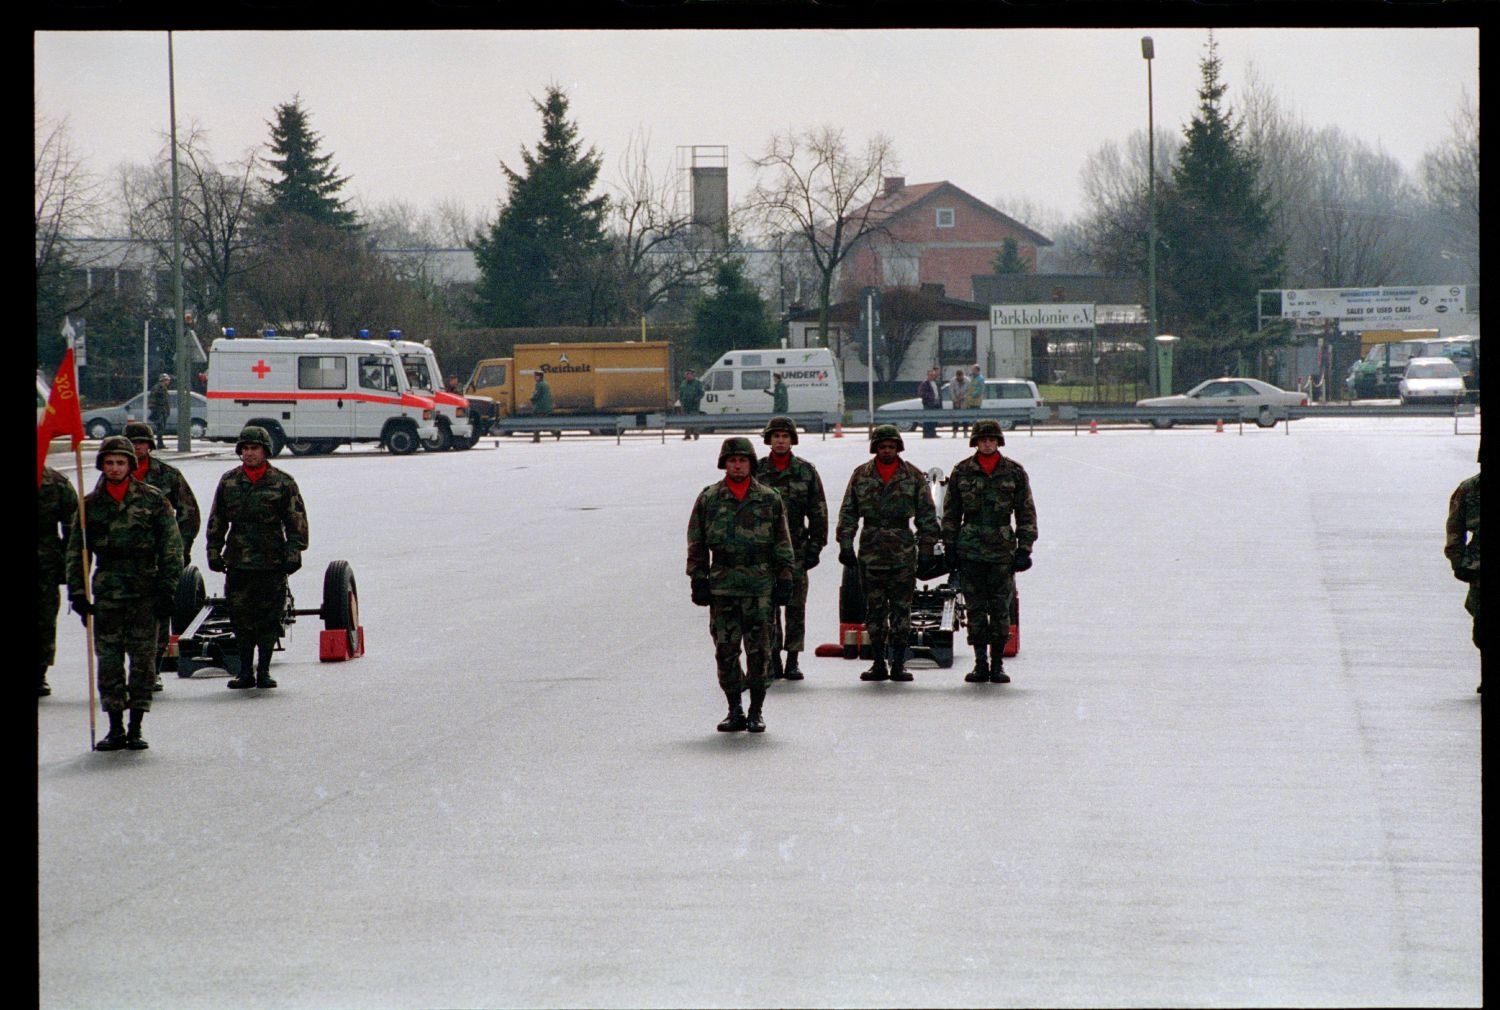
133, 457, 150, 482
724, 475, 751, 500
769, 451, 792, 471
874, 458, 900, 482
976, 451, 1001, 475
105, 478, 129, 503
242, 463, 269, 484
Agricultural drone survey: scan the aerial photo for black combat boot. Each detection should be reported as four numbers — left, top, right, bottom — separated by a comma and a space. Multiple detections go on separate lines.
227, 641, 256, 689
964, 646, 990, 683
782, 652, 804, 681
125, 710, 149, 750
746, 686, 767, 733
39, 666, 51, 698
255, 641, 278, 689
888, 640, 913, 682
989, 641, 1011, 683
717, 689, 747, 732
860, 642, 889, 682
96, 710, 128, 751
770, 649, 784, 680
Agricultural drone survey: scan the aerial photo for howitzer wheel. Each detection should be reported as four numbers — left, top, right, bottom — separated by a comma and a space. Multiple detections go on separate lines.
321, 560, 360, 631
172, 565, 206, 635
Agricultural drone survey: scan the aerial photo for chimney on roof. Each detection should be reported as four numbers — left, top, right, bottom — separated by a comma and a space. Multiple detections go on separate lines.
883, 176, 906, 197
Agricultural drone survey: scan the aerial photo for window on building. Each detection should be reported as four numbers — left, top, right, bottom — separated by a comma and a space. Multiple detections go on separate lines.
938, 326, 977, 368
935, 208, 955, 228
300, 356, 348, 390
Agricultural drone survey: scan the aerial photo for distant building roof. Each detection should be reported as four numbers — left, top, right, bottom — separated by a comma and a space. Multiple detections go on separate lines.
972, 273, 1140, 305
850, 179, 1053, 248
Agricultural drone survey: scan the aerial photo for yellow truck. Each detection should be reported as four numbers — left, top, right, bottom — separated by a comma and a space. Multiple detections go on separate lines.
464, 341, 674, 431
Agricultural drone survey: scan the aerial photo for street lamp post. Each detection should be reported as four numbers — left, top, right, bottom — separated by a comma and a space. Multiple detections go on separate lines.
1142, 36, 1161, 397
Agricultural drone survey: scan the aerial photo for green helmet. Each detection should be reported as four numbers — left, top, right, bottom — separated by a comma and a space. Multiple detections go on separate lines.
761, 415, 799, 445
123, 420, 155, 442
235, 425, 274, 453
869, 424, 904, 453
717, 436, 757, 469
96, 435, 137, 470
969, 419, 1006, 447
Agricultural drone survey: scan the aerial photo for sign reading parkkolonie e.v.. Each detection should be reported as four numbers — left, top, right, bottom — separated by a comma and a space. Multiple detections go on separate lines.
990, 304, 1096, 330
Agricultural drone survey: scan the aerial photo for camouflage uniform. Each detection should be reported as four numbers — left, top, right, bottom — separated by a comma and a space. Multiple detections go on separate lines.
206, 440, 309, 684
65, 464, 183, 718
1444, 472, 1480, 652
942, 438, 1038, 662
755, 444, 828, 658
687, 440, 795, 708
38, 466, 78, 695
124, 421, 202, 685
836, 432, 940, 665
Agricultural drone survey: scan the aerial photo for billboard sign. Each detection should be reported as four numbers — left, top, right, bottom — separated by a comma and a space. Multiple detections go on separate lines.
1273, 286, 1468, 329
990, 303, 1096, 330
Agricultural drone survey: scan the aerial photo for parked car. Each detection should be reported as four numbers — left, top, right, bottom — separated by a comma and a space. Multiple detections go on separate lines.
1136, 377, 1307, 428
1398, 356, 1466, 405
877, 378, 1043, 430
83, 391, 209, 440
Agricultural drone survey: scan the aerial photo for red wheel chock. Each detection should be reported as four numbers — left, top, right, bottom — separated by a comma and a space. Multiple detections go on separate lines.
320, 626, 365, 662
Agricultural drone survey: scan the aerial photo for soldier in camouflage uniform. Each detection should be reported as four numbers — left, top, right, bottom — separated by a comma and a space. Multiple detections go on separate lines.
755, 416, 828, 681
942, 418, 1037, 685
124, 421, 201, 690
206, 426, 309, 690
1444, 444, 1480, 692
66, 437, 183, 750
836, 424, 940, 682
687, 436, 795, 733
148, 373, 172, 448
38, 465, 79, 698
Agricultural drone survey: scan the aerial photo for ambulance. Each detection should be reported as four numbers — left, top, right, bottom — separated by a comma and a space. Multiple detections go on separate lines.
205, 333, 440, 456
692, 347, 843, 422
380, 332, 477, 451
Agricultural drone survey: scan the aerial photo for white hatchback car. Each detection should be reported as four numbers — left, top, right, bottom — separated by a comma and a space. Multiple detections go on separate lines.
1398, 356, 1466, 405
877, 378, 1043, 431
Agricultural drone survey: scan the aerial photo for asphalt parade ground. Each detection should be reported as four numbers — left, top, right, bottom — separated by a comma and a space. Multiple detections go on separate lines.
38, 416, 1482, 1008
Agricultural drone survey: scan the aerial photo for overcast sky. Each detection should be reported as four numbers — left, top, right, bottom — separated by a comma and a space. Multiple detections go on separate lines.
35, 28, 1477, 237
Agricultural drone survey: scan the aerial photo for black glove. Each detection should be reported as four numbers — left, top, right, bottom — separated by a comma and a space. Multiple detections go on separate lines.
1011, 549, 1033, 573
283, 549, 303, 575
1452, 564, 1476, 584
838, 546, 858, 567
70, 596, 93, 625
153, 595, 174, 619
772, 579, 792, 606
691, 576, 712, 606
916, 551, 947, 581
803, 545, 822, 571
206, 553, 225, 573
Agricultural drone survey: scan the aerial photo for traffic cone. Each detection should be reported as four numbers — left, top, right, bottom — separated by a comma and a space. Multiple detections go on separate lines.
1214, 418, 1224, 433
834, 422, 844, 438
1088, 419, 1098, 435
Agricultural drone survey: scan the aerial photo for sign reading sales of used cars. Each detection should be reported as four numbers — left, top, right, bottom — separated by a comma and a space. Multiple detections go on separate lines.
1274, 286, 1469, 329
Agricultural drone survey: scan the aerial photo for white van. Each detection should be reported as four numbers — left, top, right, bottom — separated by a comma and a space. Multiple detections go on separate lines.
382, 335, 475, 451
694, 347, 844, 421
205, 335, 439, 456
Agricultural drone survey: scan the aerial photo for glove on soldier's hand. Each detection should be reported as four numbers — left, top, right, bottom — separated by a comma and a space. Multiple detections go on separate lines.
283, 550, 302, 575
1011, 549, 1033, 573
70, 596, 93, 625
838, 546, 858, 567
1452, 564, 1476, 583
772, 579, 792, 606
153, 595, 174, 619
916, 551, 948, 581
206, 553, 225, 573
691, 576, 712, 606
803, 545, 822, 570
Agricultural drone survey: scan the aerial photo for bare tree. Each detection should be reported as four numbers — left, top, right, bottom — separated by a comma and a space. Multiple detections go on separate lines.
119, 124, 261, 330
606, 131, 725, 318
1420, 92, 1479, 283
1073, 127, 1179, 278
745, 126, 897, 348
36, 108, 110, 337
871, 285, 945, 382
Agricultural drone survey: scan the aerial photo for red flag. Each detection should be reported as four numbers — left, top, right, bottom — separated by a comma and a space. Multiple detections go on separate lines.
37, 348, 85, 486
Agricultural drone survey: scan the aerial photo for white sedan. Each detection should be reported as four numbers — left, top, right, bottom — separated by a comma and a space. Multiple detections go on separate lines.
877, 378, 1043, 430
1136, 377, 1307, 428
1398, 357, 1466, 405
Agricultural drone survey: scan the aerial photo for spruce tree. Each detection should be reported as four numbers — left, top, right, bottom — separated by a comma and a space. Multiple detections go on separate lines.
472, 87, 611, 326
692, 259, 774, 363
1157, 35, 1282, 369
991, 237, 1029, 274
264, 96, 357, 228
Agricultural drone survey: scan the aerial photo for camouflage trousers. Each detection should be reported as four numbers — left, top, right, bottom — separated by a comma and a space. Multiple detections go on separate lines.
1465, 579, 1480, 649
959, 562, 1015, 646
40, 579, 61, 669
709, 594, 773, 692
226, 568, 288, 643
772, 564, 811, 653
860, 560, 916, 650
93, 599, 158, 713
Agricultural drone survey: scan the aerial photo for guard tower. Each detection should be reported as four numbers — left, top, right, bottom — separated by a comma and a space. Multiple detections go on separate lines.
677, 145, 728, 250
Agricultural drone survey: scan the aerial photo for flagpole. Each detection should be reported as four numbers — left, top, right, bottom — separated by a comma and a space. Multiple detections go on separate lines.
66, 335, 99, 750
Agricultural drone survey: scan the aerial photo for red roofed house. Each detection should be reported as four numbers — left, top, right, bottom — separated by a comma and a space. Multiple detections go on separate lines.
836, 178, 1052, 303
